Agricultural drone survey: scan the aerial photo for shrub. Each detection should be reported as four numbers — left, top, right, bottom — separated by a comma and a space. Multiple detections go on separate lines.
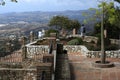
67, 39, 79, 45
83, 42, 100, 51
76, 37, 83, 44
105, 44, 119, 50
67, 37, 83, 45
97, 38, 111, 46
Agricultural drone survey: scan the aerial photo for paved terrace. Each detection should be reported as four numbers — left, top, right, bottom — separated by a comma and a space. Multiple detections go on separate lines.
68, 53, 120, 80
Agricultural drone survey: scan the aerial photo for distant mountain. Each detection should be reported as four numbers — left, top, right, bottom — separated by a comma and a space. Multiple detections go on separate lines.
0, 10, 98, 33
0, 10, 95, 24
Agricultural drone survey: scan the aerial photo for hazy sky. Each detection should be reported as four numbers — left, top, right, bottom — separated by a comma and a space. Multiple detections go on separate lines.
0, 0, 98, 13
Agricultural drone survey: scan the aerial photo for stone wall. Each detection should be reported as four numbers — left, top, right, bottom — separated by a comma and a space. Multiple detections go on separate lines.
37, 63, 53, 80
110, 39, 120, 45
64, 45, 82, 53
26, 39, 120, 59
26, 44, 120, 58
64, 45, 120, 58
64, 45, 89, 55
26, 45, 49, 58
0, 51, 22, 63
0, 68, 37, 80
66, 35, 120, 45
66, 35, 98, 43
86, 50, 120, 58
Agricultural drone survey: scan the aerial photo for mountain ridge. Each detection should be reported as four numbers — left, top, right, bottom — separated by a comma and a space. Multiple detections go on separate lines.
0, 9, 95, 24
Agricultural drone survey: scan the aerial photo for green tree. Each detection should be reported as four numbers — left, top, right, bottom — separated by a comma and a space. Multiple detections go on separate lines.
49, 16, 70, 35
49, 16, 70, 30
49, 16, 81, 35
69, 20, 81, 30
93, 1, 120, 39
97, 0, 120, 64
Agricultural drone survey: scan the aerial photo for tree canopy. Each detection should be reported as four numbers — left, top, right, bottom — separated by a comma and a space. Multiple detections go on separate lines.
49, 16, 81, 30
49, 16, 70, 30
90, 1, 120, 39
69, 20, 81, 30
49, 16, 81, 36
49, 16, 80, 29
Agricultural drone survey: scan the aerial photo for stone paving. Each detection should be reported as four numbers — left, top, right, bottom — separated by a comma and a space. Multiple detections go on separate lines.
68, 54, 120, 80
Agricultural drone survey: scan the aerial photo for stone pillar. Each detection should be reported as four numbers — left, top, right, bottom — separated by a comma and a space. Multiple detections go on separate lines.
49, 33, 57, 50
21, 36, 27, 46
21, 36, 27, 60
30, 31, 34, 42
73, 28, 77, 35
104, 29, 107, 38
56, 43, 63, 54
60, 28, 66, 37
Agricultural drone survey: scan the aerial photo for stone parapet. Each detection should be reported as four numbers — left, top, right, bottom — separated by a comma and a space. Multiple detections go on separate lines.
26, 45, 49, 58
86, 50, 120, 58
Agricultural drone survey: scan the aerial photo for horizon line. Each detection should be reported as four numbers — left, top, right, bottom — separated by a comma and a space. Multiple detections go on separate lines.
0, 9, 93, 14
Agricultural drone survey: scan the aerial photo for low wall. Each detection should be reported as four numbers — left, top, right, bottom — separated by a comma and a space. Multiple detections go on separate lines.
67, 35, 120, 45
64, 45, 89, 55
25, 39, 120, 59
66, 35, 98, 43
110, 39, 120, 45
64, 45, 120, 58
26, 43, 49, 58
0, 51, 22, 63
87, 50, 120, 58
26, 43, 120, 58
